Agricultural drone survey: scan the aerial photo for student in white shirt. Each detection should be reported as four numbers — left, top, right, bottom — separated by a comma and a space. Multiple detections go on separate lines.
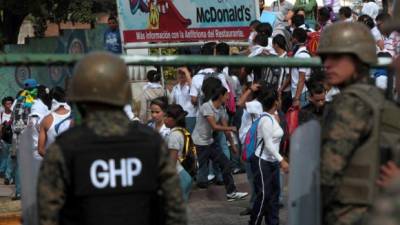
38, 87, 72, 157
139, 70, 166, 123
249, 88, 289, 225
171, 67, 196, 133
165, 104, 193, 201
282, 28, 311, 108
189, 43, 230, 109
338, 7, 353, 22
147, 97, 170, 139
0, 96, 14, 185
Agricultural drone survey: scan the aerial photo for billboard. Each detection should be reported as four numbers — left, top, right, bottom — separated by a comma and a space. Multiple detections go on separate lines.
117, 0, 258, 43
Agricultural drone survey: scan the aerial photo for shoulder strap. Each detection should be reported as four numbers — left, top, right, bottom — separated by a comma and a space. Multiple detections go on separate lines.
54, 115, 73, 134
343, 84, 384, 110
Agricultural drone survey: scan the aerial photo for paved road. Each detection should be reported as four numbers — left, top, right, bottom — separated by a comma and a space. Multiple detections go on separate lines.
0, 174, 288, 225
188, 173, 288, 225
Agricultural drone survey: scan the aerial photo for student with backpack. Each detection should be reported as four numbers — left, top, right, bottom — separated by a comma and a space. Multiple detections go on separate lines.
282, 28, 311, 108
165, 104, 195, 201
191, 79, 248, 201
247, 87, 289, 225
38, 87, 72, 157
0, 96, 14, 185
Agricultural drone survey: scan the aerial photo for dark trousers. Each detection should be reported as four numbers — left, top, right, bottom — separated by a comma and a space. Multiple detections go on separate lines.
249, 156, 280, 225
196, 142, 236, 194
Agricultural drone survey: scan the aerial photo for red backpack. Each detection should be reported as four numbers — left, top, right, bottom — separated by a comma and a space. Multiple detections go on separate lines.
306, 31, 321, 56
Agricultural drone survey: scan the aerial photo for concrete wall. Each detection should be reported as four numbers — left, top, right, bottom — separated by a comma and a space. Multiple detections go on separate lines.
0, 25, 109, 99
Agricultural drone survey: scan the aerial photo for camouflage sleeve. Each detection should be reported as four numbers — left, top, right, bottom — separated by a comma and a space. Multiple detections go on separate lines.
37, 144, 69, 225
159, 143, 187, 225
321, 94, 373, 207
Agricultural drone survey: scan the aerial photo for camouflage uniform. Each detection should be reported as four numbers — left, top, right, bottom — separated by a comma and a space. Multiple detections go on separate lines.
321, 83, 373, 224
317, 22, 379, 225
367, 178, 400, 225
37, 110, 187, 225
37, 52, 187, 225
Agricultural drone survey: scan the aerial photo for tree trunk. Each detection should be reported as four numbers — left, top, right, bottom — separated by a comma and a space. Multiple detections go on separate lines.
1, 9, 27, 46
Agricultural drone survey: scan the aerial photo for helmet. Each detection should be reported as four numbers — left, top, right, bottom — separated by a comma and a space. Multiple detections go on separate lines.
68, 52, 132, 106
317, 22, 377, 65
383, 0, 400, 32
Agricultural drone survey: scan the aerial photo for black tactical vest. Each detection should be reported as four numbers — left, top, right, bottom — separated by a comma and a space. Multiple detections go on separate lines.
56, 122, 163, 225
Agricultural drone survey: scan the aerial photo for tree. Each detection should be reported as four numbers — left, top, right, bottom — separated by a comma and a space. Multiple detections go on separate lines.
0, 0, 116, 48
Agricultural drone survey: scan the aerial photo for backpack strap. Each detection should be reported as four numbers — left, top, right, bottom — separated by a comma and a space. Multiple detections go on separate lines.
174, 127, 191, 160
255, 113, 274, 157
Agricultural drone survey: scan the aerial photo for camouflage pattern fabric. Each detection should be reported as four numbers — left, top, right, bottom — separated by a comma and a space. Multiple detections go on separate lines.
321, 82, 374, 225
37, 109, 187, 225
367, 178, 400, 225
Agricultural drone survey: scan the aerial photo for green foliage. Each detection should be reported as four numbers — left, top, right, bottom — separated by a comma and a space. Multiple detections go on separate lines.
150, 48, 178, 81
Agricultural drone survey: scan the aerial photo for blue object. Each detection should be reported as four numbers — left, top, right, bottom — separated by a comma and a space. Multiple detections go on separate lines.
260, 11, 278, 27
23, 79, 38, 89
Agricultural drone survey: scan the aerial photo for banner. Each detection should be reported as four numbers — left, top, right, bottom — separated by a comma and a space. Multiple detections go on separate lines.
117, 0, 258, 43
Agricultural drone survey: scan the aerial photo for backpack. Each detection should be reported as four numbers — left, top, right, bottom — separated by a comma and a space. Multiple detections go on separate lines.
1, 113, 13, 144
306, 31, 321, 56
242, 114, 273, 161
175, 127, 198, 177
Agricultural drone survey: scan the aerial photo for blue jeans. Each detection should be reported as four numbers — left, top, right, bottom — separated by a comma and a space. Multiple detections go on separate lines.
210, 132, 230, 182
179, 169, 193, 201
250, 156, 280, 225
185, 117, 196, 134
196, 142, 236, 194
0, 141, 11, 176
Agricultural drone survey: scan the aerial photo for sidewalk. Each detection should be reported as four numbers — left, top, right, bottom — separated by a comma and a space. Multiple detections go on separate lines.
187, 173, 288, 225
0, 178, 21, 225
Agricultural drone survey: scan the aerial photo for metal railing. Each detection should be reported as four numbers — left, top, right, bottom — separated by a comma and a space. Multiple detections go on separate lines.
0, 53, 392, 67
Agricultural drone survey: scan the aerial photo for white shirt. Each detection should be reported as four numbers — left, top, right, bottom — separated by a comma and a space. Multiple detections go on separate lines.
299, 24, 315, 32
148, 122, 170, 140
0, 111, 11, 124
239, 100, 263, 144
325, 87, 340, 102
189, 68, 230, 100
290, 46, 311, 97
362, 2, 379, 20
255, 112, 284, 162
371, 26, 382, 41
45, 112, 71, 149
171, 83, 197, 117
167, 127, 185, 172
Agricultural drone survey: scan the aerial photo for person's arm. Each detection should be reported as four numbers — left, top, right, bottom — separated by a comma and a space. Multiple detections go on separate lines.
158, 143, 187, 225
189, 78, 199, 106
38, 116, 52, 157
221, 119, 239, 155
293, 72, 306, 107
38, 144, 68, 225
205, 115, 236, 132
321, 94, 373, 208
237, 83, 261, 107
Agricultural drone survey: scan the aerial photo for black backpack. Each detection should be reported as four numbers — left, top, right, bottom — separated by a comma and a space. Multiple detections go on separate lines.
1, 113, 13, 144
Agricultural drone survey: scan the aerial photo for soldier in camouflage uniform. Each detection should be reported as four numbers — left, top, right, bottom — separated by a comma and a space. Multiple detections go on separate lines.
366, 1, 400, 224
37, 52, 187, 225
317, 22, 380, 225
